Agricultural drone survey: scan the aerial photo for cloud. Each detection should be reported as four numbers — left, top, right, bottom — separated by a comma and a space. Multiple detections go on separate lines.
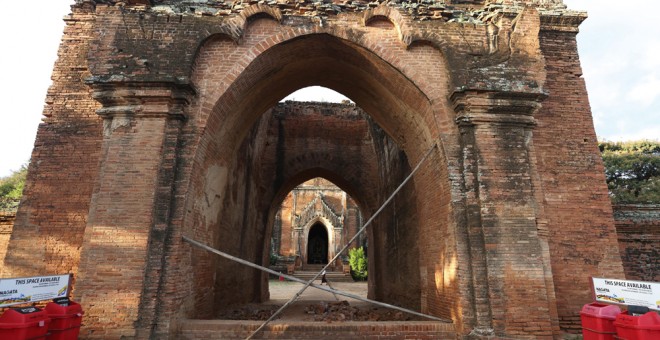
626, 73, 660, 108
639, 41, 660, 70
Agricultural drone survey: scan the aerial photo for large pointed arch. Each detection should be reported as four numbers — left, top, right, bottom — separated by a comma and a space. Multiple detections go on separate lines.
176, 25, 457, 325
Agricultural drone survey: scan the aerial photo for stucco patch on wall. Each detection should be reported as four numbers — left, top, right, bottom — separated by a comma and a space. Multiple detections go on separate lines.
201, 164, 228, 228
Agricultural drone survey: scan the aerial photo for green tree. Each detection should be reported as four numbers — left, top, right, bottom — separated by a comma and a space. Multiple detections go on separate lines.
0, 163, 28, 212
599, 140, 660, 204
348, 246, 368, 281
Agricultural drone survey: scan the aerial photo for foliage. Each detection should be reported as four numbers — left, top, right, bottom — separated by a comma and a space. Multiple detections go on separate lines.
269, 253, 278, 266
0, 163, 28, 212
348, 246, 368, 281
599, 140, 660, 204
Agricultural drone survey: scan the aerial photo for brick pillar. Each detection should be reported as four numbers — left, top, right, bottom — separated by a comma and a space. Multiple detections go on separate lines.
75, 82, 192, 339
452, 90, 559, 338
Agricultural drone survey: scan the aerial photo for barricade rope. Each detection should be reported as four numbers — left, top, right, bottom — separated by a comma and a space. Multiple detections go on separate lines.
183, 142, 446, 339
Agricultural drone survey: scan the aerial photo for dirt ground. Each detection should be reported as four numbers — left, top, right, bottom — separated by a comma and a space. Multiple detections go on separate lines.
216, 280, 423, 322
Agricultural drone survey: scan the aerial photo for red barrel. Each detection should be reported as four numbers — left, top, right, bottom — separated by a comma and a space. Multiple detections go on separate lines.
580, 303, 622, 340
44, 299, 84, 340
0, 306, 51, 340
614, 311, 660, 340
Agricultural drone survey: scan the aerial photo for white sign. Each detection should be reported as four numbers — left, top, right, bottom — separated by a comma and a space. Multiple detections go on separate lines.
592, 277, 660, 311
0, 274, 71, 308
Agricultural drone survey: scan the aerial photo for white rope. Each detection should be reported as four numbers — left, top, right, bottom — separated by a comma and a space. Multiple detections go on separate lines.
246, 143, 439, 339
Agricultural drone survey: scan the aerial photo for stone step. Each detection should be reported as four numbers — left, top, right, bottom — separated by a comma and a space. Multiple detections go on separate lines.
291, 271, 354, 283
180, 319, 456, 339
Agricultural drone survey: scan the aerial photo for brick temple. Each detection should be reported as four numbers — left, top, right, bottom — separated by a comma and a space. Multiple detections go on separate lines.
270, 176, 366, 271
2, 0, 652, 338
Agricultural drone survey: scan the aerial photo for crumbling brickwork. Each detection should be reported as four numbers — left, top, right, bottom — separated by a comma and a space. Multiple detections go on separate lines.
2, 0, 629, 339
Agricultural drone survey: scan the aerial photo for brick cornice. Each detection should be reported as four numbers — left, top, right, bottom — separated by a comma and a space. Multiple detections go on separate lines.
450, 90, 546, 127
90, 81, 195, 120
539, 11, 587, 33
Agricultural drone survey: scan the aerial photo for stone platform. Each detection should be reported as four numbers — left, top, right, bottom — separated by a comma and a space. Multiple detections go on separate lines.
178, 320, 455, 339
291, 270, 354, 283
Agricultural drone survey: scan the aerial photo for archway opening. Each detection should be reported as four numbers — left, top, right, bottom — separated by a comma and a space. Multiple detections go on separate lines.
184, 30, 454, 321
307, 223, 328, 265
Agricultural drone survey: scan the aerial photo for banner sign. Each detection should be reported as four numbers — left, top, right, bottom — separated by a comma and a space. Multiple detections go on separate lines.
0, 274, 71, 308
592, 277, 660, 311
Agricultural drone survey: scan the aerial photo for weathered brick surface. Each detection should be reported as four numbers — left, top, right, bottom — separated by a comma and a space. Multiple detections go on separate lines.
534, 26, 626, 333
614, 204, 660, 282
452, 90, 559, 337
0, 1, 633, 339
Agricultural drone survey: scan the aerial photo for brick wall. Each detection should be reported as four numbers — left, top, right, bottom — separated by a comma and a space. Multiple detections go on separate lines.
535, 27, 625, 333
614, 204, 660, 282
368, 124, 423, 312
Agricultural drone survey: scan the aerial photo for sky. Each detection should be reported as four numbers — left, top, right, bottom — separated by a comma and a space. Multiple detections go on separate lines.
0, 0, 658, 178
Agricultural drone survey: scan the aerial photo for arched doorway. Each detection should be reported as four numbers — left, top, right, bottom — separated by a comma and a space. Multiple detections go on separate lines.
306, 223, 328, 265
182, 27, 450, 323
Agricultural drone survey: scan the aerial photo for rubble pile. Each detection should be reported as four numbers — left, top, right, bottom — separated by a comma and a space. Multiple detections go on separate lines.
304, 301, 421, 322
216, 304, 282, 320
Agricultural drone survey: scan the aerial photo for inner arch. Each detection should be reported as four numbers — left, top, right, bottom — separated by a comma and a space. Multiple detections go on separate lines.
201, 33, 441, 158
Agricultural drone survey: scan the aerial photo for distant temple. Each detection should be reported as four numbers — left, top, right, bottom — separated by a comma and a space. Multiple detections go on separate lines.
270, 178, 366, 271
